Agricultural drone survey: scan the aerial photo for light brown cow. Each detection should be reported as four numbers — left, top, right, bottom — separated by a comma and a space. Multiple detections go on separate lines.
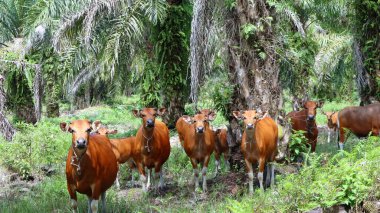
95, 126, 137, 189
337, 103, 380, 150
287, 100, 324, 152
233, 110, 278, 193
213, 128, 230, 175
322, 111, 338, 144
132, 108, 171, 191
182, 113, 216, 192
60, 119, 118, 213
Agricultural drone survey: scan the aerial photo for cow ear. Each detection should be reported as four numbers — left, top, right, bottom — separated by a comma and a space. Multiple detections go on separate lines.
132, 109, 141, 118
232, 111, 242, 120
60, 122, 68, 132
157, 108, 166, 116
107, 129, 118, 134
215, 129, 221, 134
182, 115, 192, 124
208, 111, 217, 121
92, 120, 102, 131
318, 101, 324, 108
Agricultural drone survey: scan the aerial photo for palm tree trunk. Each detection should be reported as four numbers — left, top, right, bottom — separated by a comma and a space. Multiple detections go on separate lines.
225, 0, 282, 167
0, 74, 16, 141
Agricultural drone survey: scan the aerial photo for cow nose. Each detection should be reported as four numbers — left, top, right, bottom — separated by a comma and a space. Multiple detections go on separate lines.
196, 126, 204, 133
308, 115, 315, 120
76, 138, 86, 149
247, 123, 254, 129
146, 119, 154, 127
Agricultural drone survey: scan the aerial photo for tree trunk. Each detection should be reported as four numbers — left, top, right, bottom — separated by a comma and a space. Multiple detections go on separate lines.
225, 0, 282, 168
0, 74, 16, 141
33, 64, 43, 121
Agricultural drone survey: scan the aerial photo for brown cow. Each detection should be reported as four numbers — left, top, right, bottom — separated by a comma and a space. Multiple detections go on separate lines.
182, 113, 216, 192
337, 103, 380, 150
60, 119, 118, 213
213, 128, 230, 175
322, 111, 338, 144
95, 126, 137, 189
287, 100, 324, 152
132, 107, 171, 191
233, 110, 278, 193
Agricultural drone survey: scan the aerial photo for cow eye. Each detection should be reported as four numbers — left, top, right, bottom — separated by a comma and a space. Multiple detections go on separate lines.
86, 128, 92, 133
68, 128, 75, 133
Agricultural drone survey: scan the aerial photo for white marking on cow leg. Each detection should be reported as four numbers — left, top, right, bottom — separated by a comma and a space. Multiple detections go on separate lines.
271, 164, 275, 187
339, 142, 344, 150
214, 160, 220, 176
90, 199, 99, 213
258, 172, 264, 191
158, 170, 164, 189
202, 167, 208, 192
247, 171, 254, 194
101, 192, 106, 213
70, 199, 78, 213
115, 172, 120, 189
87, 196, 92, 213
193, 168, 199, 191
328, 130, 331, 144
140, 174, 147, 192
147, 169, 151, 190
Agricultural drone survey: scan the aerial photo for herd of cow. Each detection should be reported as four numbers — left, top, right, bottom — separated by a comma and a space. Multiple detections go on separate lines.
59, 101, 380, 212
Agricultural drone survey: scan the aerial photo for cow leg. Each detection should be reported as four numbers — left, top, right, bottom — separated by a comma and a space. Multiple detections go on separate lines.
270, 163, 275, 187
90, 200, 99, 213
202, 156, 211, 192
90, 184, 102, 213
190, 158, 199, 191
265, 164, 271, 187
146, 169, 151, 190
338, 128, 345, 150
68, 184, 78, 213
137, 163, 147, 191
258, 158, 266, 191
223, 151, 231, 171
154, 164, 164, 189
87, 196, 92, 213
244, 158, 254, 194
115, 171, 121, 189
101, 192, 106, 213
214, 153, 220, 177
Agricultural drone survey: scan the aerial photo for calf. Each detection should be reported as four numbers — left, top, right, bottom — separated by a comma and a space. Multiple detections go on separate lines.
287, 100, 324, 152
322, 111, 338, 144
213, 128, 230, 175
233, 110, 278, 193
60, 119, 118, 213
132, 108, 171, 191
95, 126, 137, 189
337, 103, 380, 150
182, 113, 216, 192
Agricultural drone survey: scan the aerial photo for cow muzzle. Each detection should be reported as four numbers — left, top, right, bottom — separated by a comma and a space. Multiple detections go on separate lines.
146, 119, 155, 128
307, 115, 315, 121
246, 123, 254, 129
196, 126, 204, 133
76, 138, 87, 149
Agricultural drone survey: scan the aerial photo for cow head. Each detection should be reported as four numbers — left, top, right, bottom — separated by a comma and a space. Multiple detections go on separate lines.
96, 126, 118, 136
183, 112, 216, 134
133, 107, 166, 129
323, 111, 337, 129
302, 100, 324, 121
196, 109, 216, 118
60, 119, 100, 152
233, 110, 265, 131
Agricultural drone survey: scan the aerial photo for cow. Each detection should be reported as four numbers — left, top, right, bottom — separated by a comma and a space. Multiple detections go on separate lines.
176, 109, 216, 147
337, 103, 380, 150
213, 128, 230, 175
287, 100, 324, 152
182, 112, 216, 192
322, 111, 338, 144
233, 110, 278, 194
94, 126, 137, 189
60, 119, 118, 213
132, 107, 171, 191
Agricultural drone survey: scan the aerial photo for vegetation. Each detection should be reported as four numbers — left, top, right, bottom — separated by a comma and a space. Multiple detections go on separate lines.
1, 0, 380, 212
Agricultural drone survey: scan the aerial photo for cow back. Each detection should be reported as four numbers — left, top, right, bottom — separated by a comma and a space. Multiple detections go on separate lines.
110, 136, 136, 164
215, 129, 228, 154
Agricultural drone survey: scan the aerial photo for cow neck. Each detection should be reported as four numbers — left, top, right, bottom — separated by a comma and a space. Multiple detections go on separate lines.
245, 128, 256, 149
142, 127, 154, 153
70, 144, 86, 177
